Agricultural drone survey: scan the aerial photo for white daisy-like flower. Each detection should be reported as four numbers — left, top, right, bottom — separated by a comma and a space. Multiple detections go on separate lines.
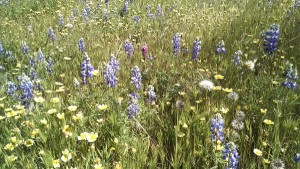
244, 59, 257, 71
199, 80, 214, 91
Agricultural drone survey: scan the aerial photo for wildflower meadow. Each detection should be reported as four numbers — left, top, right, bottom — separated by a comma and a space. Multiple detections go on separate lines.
0, 0, 300, 168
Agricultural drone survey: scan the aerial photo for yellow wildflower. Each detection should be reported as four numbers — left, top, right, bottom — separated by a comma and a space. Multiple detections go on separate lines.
260, 109, 267, 114
4, 143, 15, 151
34, 97, 45, 103
25, 139, 34, 147
47, 109, 57, 114
222, 88, 233, 93
92, 70, 100, 76
57, 113, 65, 120
213, 86, 222, 90
263, 119, 274, 125
214, 74, 224, 80
51, 97, 60, 103
97, 104, 108, 111
52, 159, 60, 168
263, 159, 270, 164
253, 149, 263, 156
87, 132, 98, 142
78, 132, 90, 141
68, 105, 77, 112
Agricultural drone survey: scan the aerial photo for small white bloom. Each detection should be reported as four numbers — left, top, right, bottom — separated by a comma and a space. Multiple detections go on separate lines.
199, 80, 214, 91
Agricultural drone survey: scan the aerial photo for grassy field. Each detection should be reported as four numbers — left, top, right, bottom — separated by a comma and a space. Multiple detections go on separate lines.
0, 0, 300, 168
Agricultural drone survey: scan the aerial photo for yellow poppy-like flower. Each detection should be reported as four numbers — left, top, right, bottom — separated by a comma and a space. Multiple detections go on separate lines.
78, 132, 90, 141
213, 86, 222, 91
263, 159, 270, 164
47, 109, 57, 114
92, 70, 100, 76
222, 88, 233, 93
114, 163, 122, 169
262, 141, 268, 147
4, 143, 15, 151
190, 106, 196, 111
182, 123, 188, 129
40, 118, 48, 125
260, 109, 267, 114
6, 111, 17, 118
57, 113, 65, 120
52, 159, 60, 168
97, 104, 108, 111
34, 97, 45, 103
0, 104, 4, 108
114, 138, 119, 144
25, 139, 34, 147
56, 86, 65, 92
10, 137, 17, 143
263, 119, 274, 125
87, 132, 98, 142
51, 97, 60, 103
31, 129, 39, 137
39, 150, 45, 156
72, 112, 83, 121
220, 107, 229, 114
61, 149, 72, 162
214, 75, 224, 80
5, 108, 13, 112
94, 163, 103, 169
177, 132, 185, 138
215, 144, 223, 151
60, 74, 65, 78
253, 148, 263, 156
7, 155, 18, 162
68, 105, 77, 112
253, 39, 260, 44
178, 91, 186, 96
272, 81, 279, 85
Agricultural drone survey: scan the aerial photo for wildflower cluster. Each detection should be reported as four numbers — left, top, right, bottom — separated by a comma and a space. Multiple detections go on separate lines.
173, 33, 181, 56
80, 52, 94, 84
130, 66, 142, 90
216, 40, 226, 54
104, 55, 119, 88
222, 142, 240, 169
281, 63, 298, 90
191, 37, 201, 60
124, 40, 134, 57
146, 85, 156, 104
210, 113, 225, 143
262, 24, 280, 55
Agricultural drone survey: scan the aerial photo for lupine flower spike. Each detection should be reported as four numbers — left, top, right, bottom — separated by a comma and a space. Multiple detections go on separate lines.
222, 142, 240, 169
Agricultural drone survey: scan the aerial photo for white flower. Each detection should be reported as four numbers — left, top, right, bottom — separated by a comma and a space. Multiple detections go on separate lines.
199, 80, 214, 91
244, 59, 257, 71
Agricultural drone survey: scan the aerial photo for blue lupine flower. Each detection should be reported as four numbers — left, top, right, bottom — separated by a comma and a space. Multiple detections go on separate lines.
46, 58, 53, 74
109, 55, 120, 71
128, 92, 141, 100
222, 142, 240, 169
216, 40, 226, 54
48, 27, 55, 42
124, 40, 134, 57
285, 64, 298, 80
0, 42, 4, 56
18, 73, 34, 105
146, 85, 156, 103
105, 0, 109, 4
262, 24, 280, 55
191, 37, 201, 60
7, 81, 17, 97
80, 52, 94, 84
78, 38, 85, 52
58, 14, 64, 27
29, 68, 37, 80
294, 153, 300, 162
37, 48, 44, 62
232, 50, 242, 66
82, 9, 89, 21
123, 1, 129, 13
86, 4, 91, 15
22, 41, 29, 55
6, 50, 14, 60
130, 66, 142, 90
127, 96, 139, 119
157, 4, 163, 16
148, 13, 155, 19
173, 33, 181, 56
104, 63, 117, 88
281, 81, 298, 90
210, 113, 225, 143
133, 15, 139, 22
146, 4, 151, 14
29, 57, 35, 67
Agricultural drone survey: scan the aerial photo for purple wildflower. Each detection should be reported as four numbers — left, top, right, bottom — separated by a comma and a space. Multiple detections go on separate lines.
130, 66, 142, 90
262, 24, 280, 55
78, 38, 85, 52
104, 63, 117, 88
222, 142, 240, 169
48, 27, 55, 42
37, 48, 44, 62
173, 33, 181, 56
191, 37, 201, 60
22, 41, 29, 55
216, 40, 226, 54
80, 52, 94, 84
124, 40, 134, 57
7, 81, 17, 97
210, 113, 225, 143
